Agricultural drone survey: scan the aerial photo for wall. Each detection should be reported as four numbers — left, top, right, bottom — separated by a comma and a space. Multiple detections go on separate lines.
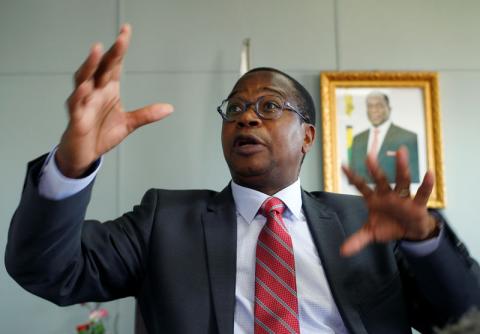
1, 0, 479, 332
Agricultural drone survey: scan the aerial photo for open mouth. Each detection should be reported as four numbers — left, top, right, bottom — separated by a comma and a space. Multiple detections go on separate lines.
234, 134, 262, 147
233, 134, 265, 155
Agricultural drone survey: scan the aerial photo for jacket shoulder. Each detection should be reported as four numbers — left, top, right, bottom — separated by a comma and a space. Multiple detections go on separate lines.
352, 129, 369, 142
303, 190, 367, 218
390, 123, 418, 138
142, 188, 220, 208
305, 190, 364, 206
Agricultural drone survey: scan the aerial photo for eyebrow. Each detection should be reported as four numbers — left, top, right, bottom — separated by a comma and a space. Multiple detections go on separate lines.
228, 86, 287, 99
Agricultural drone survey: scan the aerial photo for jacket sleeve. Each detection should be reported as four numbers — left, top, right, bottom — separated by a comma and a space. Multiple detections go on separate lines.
5, 155, 158, 306
397, 212, 480, 331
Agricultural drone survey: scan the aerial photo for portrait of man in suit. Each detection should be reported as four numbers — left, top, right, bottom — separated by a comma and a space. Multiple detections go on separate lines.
349, 92, 420, 183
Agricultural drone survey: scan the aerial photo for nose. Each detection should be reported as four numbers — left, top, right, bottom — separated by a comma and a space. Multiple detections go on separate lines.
236, 105, 262, 128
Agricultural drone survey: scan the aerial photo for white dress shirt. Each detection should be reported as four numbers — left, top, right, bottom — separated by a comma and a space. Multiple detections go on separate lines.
39, 148, 102, 200
38, 148, 444, 332
231, 180, 348, 333
367, 120, 392, 156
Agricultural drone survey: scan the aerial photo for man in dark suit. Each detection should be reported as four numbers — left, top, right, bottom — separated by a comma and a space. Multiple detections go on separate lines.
5, 25, 480, 333
350, 92, 420, 183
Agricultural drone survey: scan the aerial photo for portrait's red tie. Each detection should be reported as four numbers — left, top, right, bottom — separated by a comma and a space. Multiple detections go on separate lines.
369, 127, 380, 156
254, 197, 300, 334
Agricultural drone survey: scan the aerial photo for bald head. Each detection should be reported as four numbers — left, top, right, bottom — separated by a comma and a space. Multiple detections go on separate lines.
366, 92, 391, 127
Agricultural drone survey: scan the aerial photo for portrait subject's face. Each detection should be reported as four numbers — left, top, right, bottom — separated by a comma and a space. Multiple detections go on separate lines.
221, 71, 313, 191
367, 94, 391, 127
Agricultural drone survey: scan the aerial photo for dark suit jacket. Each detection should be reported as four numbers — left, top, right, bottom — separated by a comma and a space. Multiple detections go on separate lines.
5, 155, 480, 334
350, 124, 420, 183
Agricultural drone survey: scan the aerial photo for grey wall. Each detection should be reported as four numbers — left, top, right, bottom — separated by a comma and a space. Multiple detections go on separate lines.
1, 0, 479, 333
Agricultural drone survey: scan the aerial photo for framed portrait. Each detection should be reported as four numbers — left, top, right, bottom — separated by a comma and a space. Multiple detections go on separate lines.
320, 71, 445, 208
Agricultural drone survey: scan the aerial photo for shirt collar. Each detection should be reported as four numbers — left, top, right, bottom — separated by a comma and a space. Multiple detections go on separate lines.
371, 119, 392, 133
230, 179, 303, 224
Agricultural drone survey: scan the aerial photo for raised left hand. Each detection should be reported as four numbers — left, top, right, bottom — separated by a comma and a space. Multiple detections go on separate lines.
340, 146, 439, 257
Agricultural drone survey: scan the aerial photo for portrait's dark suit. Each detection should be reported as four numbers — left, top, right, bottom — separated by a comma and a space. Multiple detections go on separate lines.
350, 124, 420, 183
6, 155, 480, 334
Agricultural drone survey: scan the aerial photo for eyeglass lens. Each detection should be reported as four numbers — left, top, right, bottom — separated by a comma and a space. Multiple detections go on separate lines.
223, 95, 284, 120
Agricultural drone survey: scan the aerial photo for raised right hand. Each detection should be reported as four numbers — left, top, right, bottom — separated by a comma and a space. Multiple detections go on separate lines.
56, 24, 173, 178
340, 147, 437, 257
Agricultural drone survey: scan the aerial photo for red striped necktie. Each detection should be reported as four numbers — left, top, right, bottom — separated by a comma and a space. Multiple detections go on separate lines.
254, 197, 300, 334
369, 127, 380, 156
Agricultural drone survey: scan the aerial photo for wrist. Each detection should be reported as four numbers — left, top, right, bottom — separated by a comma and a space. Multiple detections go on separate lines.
420, 214, 441, 240
54, 150, 93, 179
402, 214, 441, 242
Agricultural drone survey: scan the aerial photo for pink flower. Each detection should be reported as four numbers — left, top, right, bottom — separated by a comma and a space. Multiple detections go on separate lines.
89, 308, 109, 321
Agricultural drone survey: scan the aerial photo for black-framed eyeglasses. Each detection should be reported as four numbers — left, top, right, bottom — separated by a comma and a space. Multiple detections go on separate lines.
216, 95, 310, 123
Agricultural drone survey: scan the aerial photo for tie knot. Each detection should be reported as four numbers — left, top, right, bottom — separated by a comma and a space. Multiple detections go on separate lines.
261, 197, 285, 217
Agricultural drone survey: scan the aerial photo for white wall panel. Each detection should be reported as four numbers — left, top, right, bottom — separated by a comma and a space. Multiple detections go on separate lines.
0, 0, 117, 73
124, 0, 336, 72
440, 71, 480, 258
337, 0, 480, 70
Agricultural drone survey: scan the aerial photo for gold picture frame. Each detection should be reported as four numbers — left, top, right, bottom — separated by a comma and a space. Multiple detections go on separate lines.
320, 71, 445, 208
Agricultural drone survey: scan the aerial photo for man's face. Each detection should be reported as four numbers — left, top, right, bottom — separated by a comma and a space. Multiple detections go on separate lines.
221, 71, 315, 193
366, 95, 391, 127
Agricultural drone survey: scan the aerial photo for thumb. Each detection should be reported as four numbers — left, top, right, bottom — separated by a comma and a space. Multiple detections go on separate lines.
127, 103, 174, 132
340, 227, 374, 257
413, 170, 435, 206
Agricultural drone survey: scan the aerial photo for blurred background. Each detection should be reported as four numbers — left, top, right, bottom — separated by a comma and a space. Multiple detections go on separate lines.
1, 0, 479, 332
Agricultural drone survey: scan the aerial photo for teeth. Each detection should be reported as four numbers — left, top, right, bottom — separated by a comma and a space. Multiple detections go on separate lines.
236, 136, 259, 146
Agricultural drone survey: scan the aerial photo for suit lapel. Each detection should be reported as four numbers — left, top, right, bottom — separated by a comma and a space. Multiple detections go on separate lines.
302, 191, 368, 334
358, 130, 369, 156
378, 124, 397, 160
202, 184, 237, 334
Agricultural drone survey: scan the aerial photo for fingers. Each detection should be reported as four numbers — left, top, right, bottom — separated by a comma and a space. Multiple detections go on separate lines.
126, 103, 175, 133
414, 170, 435, 206
94, 24, 132, 88
342, 165, 373, 199
393, 146, 411, 197
70, 23, 132, 107
366, 153, 391, 193
66, 81, 93, 113
340, 227, 374, 257
74, 43, 103, 87
110, 24, 132, 81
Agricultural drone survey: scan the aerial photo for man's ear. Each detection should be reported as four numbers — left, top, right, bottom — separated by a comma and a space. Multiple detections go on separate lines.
301, 124, 316, 154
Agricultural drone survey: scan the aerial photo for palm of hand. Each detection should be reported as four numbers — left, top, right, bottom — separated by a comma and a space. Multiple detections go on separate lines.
71, 81, 125, 155
340, 148, 436, 256
56, 25, 173, 178
362, 192, 431, 243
